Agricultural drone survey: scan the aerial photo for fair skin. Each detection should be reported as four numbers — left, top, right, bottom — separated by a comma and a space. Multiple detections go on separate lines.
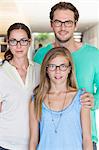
29, 55, 93, 150
51, 9, 94, 108
0, 29, 31, 112
51, 9, 81, 52
8, 29, 31, 83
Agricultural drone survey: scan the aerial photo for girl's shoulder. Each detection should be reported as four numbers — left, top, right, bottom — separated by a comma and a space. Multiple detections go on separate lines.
68, 87, 85, 94
67, 87, 77, 94
67, 88, 84, 103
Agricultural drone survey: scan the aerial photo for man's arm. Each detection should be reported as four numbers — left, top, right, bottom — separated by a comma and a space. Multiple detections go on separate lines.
93, 49, 99, 109
80, 48, 99, 110
93, 70, 99, 109
81, 106, 93, 150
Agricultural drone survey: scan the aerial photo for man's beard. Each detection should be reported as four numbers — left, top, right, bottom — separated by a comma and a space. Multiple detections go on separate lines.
55, 33, 72, 43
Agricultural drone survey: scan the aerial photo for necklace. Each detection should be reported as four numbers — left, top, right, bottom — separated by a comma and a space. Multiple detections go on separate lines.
48, 93, 66, 134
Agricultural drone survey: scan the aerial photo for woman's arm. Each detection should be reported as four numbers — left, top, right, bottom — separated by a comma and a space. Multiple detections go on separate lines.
81, 106, 93, 150
29, 100, 39, 150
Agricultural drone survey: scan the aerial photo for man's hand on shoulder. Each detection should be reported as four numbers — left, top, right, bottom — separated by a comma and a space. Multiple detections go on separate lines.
80, 92, 94, 109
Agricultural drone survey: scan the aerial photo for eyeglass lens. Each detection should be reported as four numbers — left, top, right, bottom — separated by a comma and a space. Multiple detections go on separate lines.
8, 38, 29, 46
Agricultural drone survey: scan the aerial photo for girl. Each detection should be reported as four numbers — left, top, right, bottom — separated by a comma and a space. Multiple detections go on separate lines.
0, 23, 39, 150
29, 47, 93, 150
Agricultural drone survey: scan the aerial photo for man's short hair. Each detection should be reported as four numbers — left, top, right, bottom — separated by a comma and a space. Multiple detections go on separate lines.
50, 2, 79, 22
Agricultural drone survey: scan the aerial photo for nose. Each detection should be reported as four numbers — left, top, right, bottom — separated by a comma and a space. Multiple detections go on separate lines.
55, 66, 60, 72
61, 23, 66, 30
16, 41, 21, 48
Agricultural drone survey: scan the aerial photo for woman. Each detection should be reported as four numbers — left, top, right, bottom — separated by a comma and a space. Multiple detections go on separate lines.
29, 47, 93, 150
0, 23, 39, 150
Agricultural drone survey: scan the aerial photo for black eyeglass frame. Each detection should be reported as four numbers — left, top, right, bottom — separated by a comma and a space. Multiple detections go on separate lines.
8, 38, 30, 46
47, 63, 70, 71
52, 19, 76, 27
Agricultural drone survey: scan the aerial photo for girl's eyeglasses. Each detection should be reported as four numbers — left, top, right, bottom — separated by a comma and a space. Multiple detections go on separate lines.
47, 64, 69, 71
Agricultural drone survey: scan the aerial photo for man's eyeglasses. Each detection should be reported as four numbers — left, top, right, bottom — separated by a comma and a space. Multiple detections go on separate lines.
8, 38, 30, 46
52, 19, 75, 27
47, 64, 69, 71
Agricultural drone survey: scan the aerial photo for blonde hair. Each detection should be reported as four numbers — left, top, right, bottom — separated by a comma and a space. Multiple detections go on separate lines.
34, 47, 77, 120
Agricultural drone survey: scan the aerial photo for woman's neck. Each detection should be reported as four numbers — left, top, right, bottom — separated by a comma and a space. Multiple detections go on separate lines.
10, 57, 29, 83
10, 57, 29, 69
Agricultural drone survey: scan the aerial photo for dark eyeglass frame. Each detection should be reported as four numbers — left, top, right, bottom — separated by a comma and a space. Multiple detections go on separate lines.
52, 19, 76, 27
8, 38, 30, 46
47, 64, 69, 71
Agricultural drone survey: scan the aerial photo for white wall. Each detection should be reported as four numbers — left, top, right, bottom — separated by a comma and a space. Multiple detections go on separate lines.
28, 33, 34, 61
83, 23, 99, 48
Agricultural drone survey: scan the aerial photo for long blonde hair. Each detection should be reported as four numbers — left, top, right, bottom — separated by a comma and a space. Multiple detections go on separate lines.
34, 47, 77, 120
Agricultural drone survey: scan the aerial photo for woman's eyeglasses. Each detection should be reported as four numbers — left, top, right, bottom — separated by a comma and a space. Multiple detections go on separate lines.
8, 38, 30, 46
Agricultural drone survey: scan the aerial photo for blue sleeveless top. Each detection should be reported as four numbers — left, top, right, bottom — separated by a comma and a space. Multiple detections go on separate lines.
34, 89, 84, 150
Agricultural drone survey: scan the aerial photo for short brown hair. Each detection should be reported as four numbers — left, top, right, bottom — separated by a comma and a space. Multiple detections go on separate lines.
50, 2, 79, 22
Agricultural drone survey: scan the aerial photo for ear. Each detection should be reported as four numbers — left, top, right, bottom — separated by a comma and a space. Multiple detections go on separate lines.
74, 21, 78, 31
29, 39, 32, 46
50, 20, 53, 28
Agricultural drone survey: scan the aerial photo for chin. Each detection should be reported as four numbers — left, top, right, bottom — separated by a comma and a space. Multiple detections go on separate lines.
56, 35, 72, 43
15, 55, 25, 59
54, 79, 65, 84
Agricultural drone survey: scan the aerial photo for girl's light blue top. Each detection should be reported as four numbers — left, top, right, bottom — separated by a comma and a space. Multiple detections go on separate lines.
33, 89, 84, 150
34, 43, 99, 143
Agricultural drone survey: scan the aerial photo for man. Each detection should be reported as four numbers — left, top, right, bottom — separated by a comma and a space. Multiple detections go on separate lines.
33, 2, 99, 149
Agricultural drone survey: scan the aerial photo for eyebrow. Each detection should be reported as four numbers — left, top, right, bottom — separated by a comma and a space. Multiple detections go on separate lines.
54, 19, 74, 22
9, 38, 28, 40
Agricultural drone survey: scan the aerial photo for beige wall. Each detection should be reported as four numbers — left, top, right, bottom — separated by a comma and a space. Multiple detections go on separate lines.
83, 23, 99, 48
